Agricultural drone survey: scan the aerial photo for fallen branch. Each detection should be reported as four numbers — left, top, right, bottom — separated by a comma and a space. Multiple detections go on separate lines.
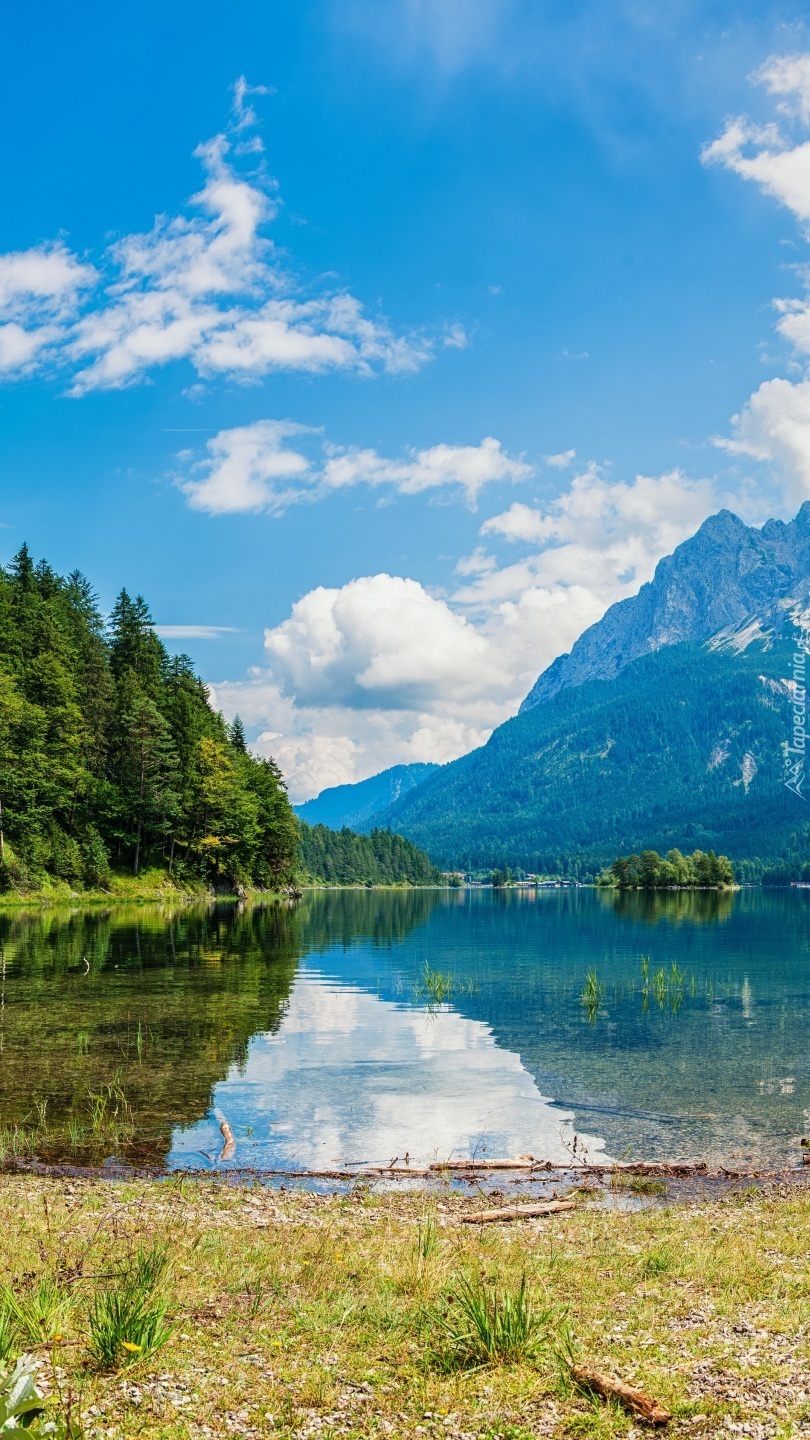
570, 1364, 671, 1424
215, 1110, 236, 1162
460, 1200, 575, 1224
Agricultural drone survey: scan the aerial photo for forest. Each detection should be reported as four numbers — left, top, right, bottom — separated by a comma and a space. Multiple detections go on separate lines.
299, 823, 442, 886
0, 547, 443, 896
376, 638, 810, 880
0, 546, 301, 893
600, 848, 735, 889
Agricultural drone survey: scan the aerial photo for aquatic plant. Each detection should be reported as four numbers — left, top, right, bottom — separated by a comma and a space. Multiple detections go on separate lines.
610, 1173, 667, 1197
580, 969, 605, 1019
417, 963, 454, 1007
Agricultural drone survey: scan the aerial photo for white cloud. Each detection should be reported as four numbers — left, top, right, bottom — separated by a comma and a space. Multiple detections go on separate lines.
179, 422, 531, 514
473, 466, 722, 601
0, 96, 433, 388
180, 420, 315, 514
705, 54, 810, 501
718, 377, 810, 501
155, 624, 238, 640
263, 574, 507, 710
210, 463, 727, 801
0, 243, 95, 376
545, 448, 576, 469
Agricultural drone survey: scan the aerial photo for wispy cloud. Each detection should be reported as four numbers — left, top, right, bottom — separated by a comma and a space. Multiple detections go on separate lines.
0, 84, 434, 392
178, 421, 531, 514
155, 624, 239, 640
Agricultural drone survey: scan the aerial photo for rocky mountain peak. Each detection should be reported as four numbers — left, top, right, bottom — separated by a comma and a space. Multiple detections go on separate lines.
520, 503, 810, 712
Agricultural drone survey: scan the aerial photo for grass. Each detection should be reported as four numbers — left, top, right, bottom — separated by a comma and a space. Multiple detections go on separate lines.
436, 1271, 553, 1368
0, 1176, 805, 1436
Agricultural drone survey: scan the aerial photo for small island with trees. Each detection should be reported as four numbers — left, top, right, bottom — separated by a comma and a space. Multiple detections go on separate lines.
599, 847, 735, 889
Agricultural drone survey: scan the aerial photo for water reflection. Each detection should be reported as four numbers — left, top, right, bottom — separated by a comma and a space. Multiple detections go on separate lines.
0, 887, 809, 1171
599, 888, 736, 926
170, 973, 607, 1170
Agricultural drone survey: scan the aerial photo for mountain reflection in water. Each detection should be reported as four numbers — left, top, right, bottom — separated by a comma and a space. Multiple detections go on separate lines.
0, 886, 808, 1170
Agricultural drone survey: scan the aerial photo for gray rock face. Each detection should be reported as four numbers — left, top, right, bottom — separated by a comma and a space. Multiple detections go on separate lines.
520, 502, 810, 711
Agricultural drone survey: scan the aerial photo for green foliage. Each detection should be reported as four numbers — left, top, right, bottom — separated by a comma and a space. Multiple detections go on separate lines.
0, 548, 299, 893
0, 1354, 82, 1436
87, 1243, 171, 1370
299, 822, 440, 886
605, 847, 735, 888
378, 638, 810, 875
0, 1279, 73, 1346
436, 1272, 552, 1368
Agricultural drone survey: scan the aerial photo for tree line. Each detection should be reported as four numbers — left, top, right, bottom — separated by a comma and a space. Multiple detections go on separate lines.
299, 823, 442, 886
0, 546, 301, 893
600, 848, 735, 889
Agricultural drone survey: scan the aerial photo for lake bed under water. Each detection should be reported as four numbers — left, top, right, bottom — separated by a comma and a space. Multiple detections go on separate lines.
1, 887, 808, 1173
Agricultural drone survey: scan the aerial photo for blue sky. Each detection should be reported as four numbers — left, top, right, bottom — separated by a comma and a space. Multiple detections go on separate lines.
5, 0, 810, 797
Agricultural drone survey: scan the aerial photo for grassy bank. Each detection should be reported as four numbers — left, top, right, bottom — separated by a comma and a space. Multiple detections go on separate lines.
1, 1176, 809, 1438
0, 871, 448, 908
0, 868, 294, 908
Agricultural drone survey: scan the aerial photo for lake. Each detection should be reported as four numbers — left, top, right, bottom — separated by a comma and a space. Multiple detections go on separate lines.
0, 886, 808, 1172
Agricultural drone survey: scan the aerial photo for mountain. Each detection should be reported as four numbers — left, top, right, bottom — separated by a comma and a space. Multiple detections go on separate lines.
378, 637, 805, 876
521, 504, 810, 710
377, 504, 810, 877
294, 763, 439, 830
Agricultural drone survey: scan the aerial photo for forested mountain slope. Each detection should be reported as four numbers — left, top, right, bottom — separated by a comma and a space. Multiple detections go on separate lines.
0, 546, 300, 892
379, 637, 807, 877
299, 823, 442, 886
294, 763, 438, 830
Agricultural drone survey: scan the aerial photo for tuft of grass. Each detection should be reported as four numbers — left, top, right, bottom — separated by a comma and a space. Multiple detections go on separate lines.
643, 1244, 673, 1275
610, 1173, 667, 1197
87, 1243, 172, 1371
416, 1216, 439, 1263
0, 1277, 74, 1346
436, 1271, 553, 1369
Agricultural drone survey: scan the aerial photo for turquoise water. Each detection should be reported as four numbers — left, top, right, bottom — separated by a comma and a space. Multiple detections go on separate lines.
1, 887, 808, 1170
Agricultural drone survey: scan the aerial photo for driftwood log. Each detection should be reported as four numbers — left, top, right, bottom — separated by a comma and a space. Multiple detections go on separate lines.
460, 1200, 575, 1224
571, 1365, 672, 1424
215, 1110, 236, 1162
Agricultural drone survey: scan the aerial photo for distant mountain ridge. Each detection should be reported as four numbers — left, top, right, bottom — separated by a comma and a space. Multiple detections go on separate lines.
294, 763, 439, 831
368, 502, 810, 876
520, 503, 810, 710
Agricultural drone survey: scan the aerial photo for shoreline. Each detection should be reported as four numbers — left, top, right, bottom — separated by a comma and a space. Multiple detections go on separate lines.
0, 880, 454, 909
0, 1170, 808, 1437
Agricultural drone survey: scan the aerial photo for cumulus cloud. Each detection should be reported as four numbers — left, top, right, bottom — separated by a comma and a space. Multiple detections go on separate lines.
180, 422, 530, 514
717, 377, 810, 501
705, 53, 810, 501
210, 463, 727, 800
0, 90, 433, 388
477, 466, 719, 595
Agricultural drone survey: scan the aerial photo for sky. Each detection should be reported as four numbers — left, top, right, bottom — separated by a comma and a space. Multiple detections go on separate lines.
7, 1, 810, 798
